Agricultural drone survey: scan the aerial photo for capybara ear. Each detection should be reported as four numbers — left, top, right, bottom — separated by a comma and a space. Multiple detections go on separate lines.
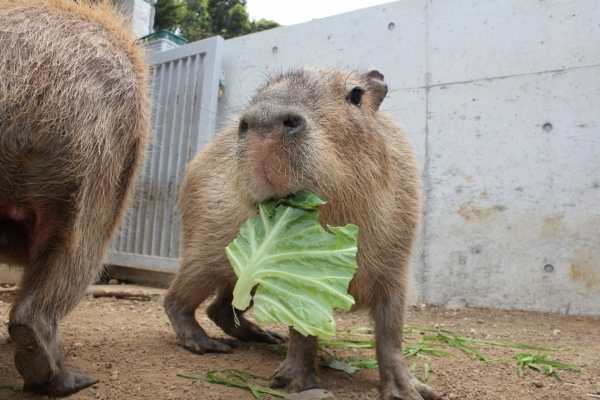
363, 70, 388, 110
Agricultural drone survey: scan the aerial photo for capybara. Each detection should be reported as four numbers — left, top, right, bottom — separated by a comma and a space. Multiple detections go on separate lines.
164, 67, 440, 400
0, 0, 150, 395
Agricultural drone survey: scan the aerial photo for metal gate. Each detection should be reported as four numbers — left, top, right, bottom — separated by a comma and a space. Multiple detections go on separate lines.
107, 36, 224, 273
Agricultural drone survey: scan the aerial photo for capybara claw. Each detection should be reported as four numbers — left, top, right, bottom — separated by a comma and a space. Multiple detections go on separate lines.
261, 329, 288, 344
269, 374, 287, 389
224, 322, 287, 345
380, 378, 441, 400
413, 380, 442, 400
270, 361, 321, 393
183, 336, 234, 355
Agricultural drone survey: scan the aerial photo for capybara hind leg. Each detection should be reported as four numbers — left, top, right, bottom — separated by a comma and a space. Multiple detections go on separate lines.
164, 273, 234, 354
9, 325, 97, 396
9, 241, 101, 396
374, 299, 441, 400
207, 284, 287, 344
270, 328, 320, 392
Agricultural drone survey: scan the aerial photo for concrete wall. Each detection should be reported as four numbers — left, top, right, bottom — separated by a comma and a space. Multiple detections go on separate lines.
216, 0, 600, 315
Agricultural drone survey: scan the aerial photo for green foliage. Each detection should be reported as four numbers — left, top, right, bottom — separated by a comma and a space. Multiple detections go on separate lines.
514, 353, 582, 380
322, 357, 378, 374
153, 0, 280, 43
313, 326, 582, 383
153, 0, 185, 32
178, 370, 286, 399
0, 384, 23, 391
179, 326, 585, 397
178, 0, 212, 42
251, 18, 280, 32
227, 191, 359, 340
224, 3, 252, 38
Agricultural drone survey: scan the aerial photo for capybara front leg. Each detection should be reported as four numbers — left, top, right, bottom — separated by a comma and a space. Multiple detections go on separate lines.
270, 328, 321, 392
164, 275, 235, 354
374, 299, 441, 400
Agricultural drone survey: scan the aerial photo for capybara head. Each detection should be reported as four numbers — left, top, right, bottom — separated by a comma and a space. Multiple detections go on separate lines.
234, 67, 392, 203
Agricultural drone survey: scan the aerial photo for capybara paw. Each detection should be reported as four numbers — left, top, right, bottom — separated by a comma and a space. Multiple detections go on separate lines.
413, 379, 442, 400
261, 329, 288, 344
235, 324, 287, 344
270, 361, 321, 392
183, 335, 235, 355
10, 324, 97, 396
24, 366, 98, 397
211, 310, 288, 344
380, 378, 441, 400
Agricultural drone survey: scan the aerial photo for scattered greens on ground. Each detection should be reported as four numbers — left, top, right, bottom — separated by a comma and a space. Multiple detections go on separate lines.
313, 326, 582, 383
411, 361, 430, 383
178, 326, 584, 396
412, 326, 561, 353
514, 353, 582, 381
0, 384, 23, 391
315, 328, 454, 382
227, 191, 359, 339
322, 356, 378, 374
178, 370, 286, 400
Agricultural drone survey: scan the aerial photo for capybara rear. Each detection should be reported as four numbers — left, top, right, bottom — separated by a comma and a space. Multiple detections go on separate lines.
0, 0, 150, 395
164, 67, 440, 400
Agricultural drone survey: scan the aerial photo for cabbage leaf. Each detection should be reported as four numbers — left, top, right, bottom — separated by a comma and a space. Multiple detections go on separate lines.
226, 191, 358, 339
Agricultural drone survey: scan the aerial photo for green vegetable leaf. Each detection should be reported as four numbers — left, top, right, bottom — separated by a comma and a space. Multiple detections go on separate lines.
276, 191, 327, 209
227, 191, 358, 340
322, 358, 359, 374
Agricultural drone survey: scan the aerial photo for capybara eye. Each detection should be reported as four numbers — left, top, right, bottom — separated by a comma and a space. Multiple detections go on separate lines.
239, 120, 249, 137
283, 115, 304, 135
348, 86, 364, 107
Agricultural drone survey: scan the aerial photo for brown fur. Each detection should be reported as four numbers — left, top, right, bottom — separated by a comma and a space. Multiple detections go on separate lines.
0, 0, 150, 396
164, 67, 440, 399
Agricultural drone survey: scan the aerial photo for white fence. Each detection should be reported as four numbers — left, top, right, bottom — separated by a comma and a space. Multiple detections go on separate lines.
109, 37, 223, 273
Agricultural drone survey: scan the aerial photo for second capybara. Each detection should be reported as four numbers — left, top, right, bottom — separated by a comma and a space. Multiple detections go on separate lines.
164, 67, 440, 400
0, 0, 150, 395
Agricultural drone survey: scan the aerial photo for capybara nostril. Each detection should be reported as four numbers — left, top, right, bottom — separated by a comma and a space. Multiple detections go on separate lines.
239, 120, 249, 138
282, 114, 305, 136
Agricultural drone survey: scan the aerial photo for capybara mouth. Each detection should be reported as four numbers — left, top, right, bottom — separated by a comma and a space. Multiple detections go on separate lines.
244, 161, 298, 202
241, 137, 300, 201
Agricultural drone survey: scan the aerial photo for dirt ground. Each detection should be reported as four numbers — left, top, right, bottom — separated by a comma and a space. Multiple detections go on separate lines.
0, 286, 598, 400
